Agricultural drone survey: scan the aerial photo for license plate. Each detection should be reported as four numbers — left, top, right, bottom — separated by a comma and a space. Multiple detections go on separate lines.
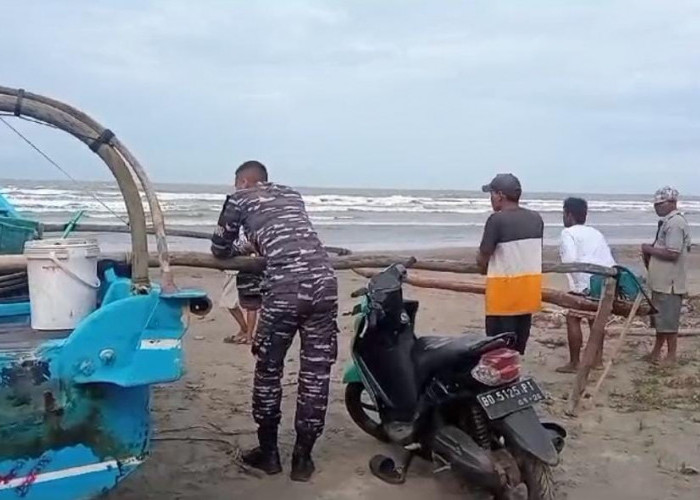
477, 378, 545, 420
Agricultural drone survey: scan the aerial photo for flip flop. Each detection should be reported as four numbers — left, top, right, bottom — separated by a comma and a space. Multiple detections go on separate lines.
223, 335, 249, 345
555, 365, 578, 374
641, 354, 660, 365
369, 455, 406, 485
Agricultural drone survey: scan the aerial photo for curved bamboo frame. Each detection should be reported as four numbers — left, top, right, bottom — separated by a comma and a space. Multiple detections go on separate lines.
0, 86, 173, 291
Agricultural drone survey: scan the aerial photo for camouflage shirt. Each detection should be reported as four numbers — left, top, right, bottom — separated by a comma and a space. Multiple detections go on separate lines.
211, 183, 333, 289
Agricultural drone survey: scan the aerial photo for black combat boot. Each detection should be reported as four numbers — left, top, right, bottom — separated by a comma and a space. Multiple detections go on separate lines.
290, 433, 316, 482
241, 426, 282, 475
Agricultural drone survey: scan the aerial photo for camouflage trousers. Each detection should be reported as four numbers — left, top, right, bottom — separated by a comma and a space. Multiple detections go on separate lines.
252, 275, 339, 439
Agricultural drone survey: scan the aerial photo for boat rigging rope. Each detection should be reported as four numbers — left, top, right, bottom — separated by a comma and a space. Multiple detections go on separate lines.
0, 114, 129, 225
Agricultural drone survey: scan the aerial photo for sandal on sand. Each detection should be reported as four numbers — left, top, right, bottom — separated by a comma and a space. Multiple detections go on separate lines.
369, 455, 406, 485
659, 358, 677, 368
555, 364, 578, 374
641, 353, 660, 365
223, 335, 249, 345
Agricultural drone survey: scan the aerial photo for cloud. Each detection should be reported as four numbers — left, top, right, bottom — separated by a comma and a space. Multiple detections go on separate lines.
0, 0, 699, 193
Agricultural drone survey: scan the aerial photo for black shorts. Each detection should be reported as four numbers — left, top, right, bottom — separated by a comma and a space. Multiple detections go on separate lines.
239, 293, 262, 311
236, 272, 262, 294
236, 272, 262, 311
485, 314, 532, 355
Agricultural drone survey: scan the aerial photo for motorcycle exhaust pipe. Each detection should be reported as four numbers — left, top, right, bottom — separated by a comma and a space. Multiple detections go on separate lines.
431, 426, 502, 492
543, 422, 567, 453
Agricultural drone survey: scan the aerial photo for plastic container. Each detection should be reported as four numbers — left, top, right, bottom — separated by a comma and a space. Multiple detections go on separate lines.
24, 238, 101, 330
0, 216, 40, 255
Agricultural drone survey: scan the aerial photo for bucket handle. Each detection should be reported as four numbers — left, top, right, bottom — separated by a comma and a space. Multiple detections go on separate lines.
49, 251, 101, 289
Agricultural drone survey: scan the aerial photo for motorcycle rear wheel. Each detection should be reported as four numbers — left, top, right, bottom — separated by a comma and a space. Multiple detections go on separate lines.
519, 454, 555, 500
344, 382, 389, 443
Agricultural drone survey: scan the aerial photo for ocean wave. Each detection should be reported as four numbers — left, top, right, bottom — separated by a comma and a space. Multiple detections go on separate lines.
4, 186, 700, 218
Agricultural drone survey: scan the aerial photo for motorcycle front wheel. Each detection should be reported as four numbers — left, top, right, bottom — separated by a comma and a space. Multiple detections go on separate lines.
344, 382, 389, 443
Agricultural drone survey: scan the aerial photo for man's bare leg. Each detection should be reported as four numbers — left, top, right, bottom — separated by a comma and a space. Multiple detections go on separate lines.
663, 334, 678, 366
556, 314, 583, 373
224, 303, 248, 343
245, 308, 259, 344
646, 334, 664, 364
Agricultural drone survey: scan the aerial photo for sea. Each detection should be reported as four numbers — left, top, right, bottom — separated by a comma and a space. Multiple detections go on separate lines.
2, 179, 699, 252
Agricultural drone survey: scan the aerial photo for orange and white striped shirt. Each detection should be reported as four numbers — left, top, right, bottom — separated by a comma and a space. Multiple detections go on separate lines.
479, 208, 544, 316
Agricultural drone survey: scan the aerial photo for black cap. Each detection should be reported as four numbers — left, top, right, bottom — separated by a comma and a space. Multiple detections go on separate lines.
481, 173, 522, 198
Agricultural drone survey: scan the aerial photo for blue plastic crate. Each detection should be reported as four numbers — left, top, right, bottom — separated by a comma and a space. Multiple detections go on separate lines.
0, 216, 40, 254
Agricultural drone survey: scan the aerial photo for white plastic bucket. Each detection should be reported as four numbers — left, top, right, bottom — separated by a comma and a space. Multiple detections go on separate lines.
24, 238, 101, 330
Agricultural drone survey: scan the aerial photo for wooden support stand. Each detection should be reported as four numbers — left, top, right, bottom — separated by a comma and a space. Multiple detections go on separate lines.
585, 293, 645, 407
567, 277, 617, 416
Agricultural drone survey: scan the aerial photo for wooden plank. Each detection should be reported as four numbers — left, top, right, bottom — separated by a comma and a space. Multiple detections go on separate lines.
568, 276, 617, 416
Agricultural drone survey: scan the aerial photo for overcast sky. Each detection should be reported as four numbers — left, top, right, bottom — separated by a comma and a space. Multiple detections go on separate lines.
1, 1, 699, 193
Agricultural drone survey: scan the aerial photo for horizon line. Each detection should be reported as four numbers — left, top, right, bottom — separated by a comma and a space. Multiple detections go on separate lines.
0, 176, 696, 199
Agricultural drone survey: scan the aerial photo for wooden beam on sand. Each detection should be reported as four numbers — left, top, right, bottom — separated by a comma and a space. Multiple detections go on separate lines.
350, 268, 649, 317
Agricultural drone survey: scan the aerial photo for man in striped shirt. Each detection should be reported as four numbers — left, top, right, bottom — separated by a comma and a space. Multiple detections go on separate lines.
477, 174, 544, 354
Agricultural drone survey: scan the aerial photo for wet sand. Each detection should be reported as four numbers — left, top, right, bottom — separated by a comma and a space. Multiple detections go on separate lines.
109, 245, 700, 500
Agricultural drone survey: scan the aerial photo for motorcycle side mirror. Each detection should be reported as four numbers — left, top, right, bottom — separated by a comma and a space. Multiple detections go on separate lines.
394, 257, 416, 279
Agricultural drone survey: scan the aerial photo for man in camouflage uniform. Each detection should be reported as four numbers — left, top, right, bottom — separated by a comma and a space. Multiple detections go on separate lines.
211, 160, 338, 482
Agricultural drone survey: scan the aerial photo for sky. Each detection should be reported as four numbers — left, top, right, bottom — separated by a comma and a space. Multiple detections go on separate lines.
0, 0, 699, 193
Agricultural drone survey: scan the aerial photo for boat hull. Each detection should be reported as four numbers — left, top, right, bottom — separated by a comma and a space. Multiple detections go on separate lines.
1, 268, 208, 499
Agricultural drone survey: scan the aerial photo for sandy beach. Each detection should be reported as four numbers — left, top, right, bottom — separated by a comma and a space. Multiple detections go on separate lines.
108, 245, 700, 500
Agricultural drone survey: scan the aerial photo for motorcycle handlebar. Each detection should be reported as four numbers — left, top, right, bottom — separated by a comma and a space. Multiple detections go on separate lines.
349, 258, 416, 298
350, 287, 368, 298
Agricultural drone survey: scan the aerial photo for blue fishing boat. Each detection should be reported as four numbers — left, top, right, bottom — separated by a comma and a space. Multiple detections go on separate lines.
0, 87, 210, 499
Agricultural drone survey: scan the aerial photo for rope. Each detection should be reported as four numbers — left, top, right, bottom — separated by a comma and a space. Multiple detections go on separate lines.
0, 115, 129, 225
0, 111, 100, 142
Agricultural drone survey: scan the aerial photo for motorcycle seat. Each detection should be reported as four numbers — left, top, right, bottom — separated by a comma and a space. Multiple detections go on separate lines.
412, 334, 502, 383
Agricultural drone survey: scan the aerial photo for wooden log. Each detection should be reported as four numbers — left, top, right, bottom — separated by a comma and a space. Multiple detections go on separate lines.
0, 255, 27, 273
586, 294, 644, 406
348, 258, 617, 277
568, 276, 617, 416
0, 251, 618, 277
0, 253, 414, 273
0, 252, 416, 274
350, 268, 649, 317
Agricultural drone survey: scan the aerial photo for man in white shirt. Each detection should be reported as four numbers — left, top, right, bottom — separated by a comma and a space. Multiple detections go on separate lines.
556, 197, 616, 373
